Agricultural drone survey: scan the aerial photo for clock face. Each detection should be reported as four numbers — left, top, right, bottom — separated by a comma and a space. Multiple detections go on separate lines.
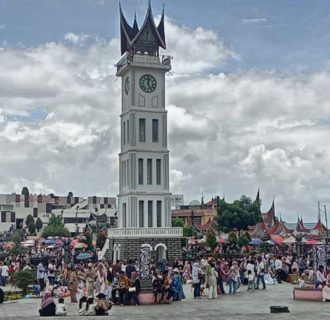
139, 74, 157, 93
124, 77, 130, 95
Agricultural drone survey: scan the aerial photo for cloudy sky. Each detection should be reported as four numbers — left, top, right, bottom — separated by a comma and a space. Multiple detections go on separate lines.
0, 0, 329, 222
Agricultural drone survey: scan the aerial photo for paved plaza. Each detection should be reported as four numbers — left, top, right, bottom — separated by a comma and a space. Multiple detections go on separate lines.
0, 283, 329, 319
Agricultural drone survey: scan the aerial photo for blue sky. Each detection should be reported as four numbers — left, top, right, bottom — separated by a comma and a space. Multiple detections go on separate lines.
1, 0, 330, 72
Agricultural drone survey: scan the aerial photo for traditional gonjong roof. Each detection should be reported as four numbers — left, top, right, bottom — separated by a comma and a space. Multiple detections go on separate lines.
119, 1, 166, 55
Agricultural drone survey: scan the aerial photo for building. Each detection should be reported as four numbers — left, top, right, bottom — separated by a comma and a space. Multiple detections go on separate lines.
0, 190, 117, 235
171, 194, 184, 210
171, 199, 218, 234
101, 3, 182, 264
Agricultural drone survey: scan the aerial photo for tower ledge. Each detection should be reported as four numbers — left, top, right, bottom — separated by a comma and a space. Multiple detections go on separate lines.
116, 53, 171, 76
108, 227, 183, 239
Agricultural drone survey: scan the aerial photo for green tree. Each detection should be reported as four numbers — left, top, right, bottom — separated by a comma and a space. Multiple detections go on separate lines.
238, 231, 251, 246
35, 217, 43, 232
12, 268, 36, 295
183, 225, 197, 237
42, 214, 70, 238
28, 222, 36, 235
10, 232, 23, 256
96, 231, 107, 249
206, 231, 217, 249
172, 217, 184, 228
21, 186, 29, 196
228, 231, 238, 244
217, 195, 261, 233
25, 214, 34, 227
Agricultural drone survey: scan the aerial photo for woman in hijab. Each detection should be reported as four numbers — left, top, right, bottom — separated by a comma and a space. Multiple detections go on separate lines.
172, 268, 185, 301
39, 288, 56, 317
192, 262, 202, 298
205, 261, 218, 299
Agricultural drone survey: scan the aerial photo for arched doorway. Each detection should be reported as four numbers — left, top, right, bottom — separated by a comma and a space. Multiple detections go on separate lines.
154, 243, 167, 261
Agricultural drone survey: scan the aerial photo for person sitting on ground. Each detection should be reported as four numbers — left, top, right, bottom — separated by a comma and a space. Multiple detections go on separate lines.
39, 288, 56, 317
78, 296, 87, 316
0, 287, 4, 304
56, 297, 67, 316
85, 297, 97, 316
322, 270, 330, 302
316, 265, 326, 289
95, 293, 112, 316
152, 271, 163, 304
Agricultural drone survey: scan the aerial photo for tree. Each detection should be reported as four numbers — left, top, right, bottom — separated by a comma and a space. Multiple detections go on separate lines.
183, 225, 197, 237
28, 222, 36, 235
10, 232, 23, 256
228, 231, 238, 244
25, 214, 34, 227
36, 217, 43, 232
238, 231, 251, 246
21, 186, 29, 196
172, 217, 184, 228
96, 231, 107, 249
206, 231, 217, 249
217, 195, 262, 233
12, 268, 36, 295
42, 214, 70, 238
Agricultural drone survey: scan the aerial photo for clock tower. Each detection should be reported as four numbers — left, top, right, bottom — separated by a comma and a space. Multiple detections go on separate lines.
102, 2, 182, 265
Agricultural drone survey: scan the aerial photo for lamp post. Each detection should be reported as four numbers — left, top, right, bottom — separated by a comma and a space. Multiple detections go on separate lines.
76, 206, 79, 236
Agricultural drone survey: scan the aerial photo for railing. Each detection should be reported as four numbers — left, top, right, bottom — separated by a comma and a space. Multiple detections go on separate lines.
116, 53, 171, 73
107, 227, 182, 238
98, 238, 110, 261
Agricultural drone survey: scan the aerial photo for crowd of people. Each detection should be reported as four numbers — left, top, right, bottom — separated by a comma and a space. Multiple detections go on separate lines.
1, 232, 330, 316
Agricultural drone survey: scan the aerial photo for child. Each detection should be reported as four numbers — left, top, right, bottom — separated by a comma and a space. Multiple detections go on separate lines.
247, 270, 254, 292
56, 297, 67, 316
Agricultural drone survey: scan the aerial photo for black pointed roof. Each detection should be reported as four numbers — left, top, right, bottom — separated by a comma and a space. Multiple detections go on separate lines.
119, 2, 166, 55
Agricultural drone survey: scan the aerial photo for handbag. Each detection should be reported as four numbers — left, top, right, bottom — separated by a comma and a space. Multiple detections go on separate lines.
128, 287, 136, 293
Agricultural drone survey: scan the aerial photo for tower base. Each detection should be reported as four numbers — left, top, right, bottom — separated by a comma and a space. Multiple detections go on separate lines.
101, 227, 183, 264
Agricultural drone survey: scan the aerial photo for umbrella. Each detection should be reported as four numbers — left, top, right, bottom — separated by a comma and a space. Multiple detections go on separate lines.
283, 236, 296, 244
303, 239, 322, 245
44, 239, 56, 245
249, 239, 263, 245
70, 239, 79, 247
47, 236, 54, 240
55, 239, 64, 246
76, 252, 93, 260
197, 238, 206, 244
74, 243, 88, 249
47, 245, 55, 249
270, 235, 283, 245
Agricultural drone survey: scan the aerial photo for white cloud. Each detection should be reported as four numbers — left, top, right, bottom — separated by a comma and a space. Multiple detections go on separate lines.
242, 18, 267, 23
0, 21, 329, 222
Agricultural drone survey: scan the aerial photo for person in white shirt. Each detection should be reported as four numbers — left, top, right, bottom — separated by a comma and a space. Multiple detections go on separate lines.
56, 297, 67, 316
274, 257, 283, 284
256, 257, 266, 290
48, 260, 56, 286
316, 265, 326, 289
0, 264, 9, 286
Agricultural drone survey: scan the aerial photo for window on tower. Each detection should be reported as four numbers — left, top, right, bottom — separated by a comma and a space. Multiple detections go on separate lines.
127, 120, 130, 144
139, 118, 146, 142
148, 200, 153, 227
138, 158, 144, 185
123, 121, 126, 145
156, 159, 161, 185
139, 200, 144, 228
147, 159, 152, 185
157, 201, 162, 227
152, 119, 159, 143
